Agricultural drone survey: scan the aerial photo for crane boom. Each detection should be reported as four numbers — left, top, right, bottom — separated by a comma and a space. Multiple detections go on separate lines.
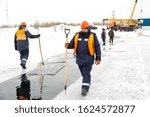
129, 0, 138, 20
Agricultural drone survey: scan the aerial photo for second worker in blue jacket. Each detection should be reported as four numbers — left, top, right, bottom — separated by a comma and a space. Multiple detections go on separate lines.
65, 21, 101, 96
14, 22, 40, 69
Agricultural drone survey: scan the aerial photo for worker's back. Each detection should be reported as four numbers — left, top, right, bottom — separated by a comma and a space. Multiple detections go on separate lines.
108, 29, 114, 38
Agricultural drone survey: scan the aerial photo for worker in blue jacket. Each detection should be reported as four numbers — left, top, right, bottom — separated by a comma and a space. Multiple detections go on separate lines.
14, 22, 40, 69
65, 21, 101, 96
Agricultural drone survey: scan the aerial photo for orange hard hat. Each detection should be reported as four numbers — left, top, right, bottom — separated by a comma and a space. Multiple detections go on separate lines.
80, 21, 89, 29
21, 22, 26, 26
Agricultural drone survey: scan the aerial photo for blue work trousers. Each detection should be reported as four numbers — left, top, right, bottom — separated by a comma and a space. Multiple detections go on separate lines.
19, 49, 29, 65
78, 65, 92, 91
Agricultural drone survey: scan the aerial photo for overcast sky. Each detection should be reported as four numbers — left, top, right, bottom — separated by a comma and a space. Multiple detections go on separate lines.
0, 0, 149, 25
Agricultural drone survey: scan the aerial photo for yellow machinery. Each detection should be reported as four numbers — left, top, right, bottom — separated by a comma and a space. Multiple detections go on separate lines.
103, 0, 142, 31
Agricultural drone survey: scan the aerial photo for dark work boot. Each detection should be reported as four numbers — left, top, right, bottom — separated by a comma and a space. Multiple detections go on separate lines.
81, 89, 88, 96
20, 63, 26, 69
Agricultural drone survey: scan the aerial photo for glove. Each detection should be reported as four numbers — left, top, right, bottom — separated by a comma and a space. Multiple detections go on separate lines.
95, 60, 101, 65
35, 34, 40, 38
65, 43, 69, 48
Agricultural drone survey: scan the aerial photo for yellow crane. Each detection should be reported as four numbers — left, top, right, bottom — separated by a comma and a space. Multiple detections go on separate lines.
103, 0, 142, 31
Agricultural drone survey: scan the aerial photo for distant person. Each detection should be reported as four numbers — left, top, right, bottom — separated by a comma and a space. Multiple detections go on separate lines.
108, 28, 114, 45
65, 21, 101, 96
14, 22, 40, 69
101, 28, 106, 46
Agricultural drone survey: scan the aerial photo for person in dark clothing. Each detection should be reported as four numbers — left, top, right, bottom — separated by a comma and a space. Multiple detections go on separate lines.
14, 22, 40, 69
65, 21, 101, 96
108, 28, 114, 45
101, 28, 106, 46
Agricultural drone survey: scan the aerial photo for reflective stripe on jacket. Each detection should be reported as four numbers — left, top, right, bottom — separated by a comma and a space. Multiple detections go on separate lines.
16, 29, 26, 41
74, 33, 95, 56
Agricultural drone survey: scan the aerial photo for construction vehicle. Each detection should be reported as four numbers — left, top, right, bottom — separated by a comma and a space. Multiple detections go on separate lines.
103, 0, 142, 31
